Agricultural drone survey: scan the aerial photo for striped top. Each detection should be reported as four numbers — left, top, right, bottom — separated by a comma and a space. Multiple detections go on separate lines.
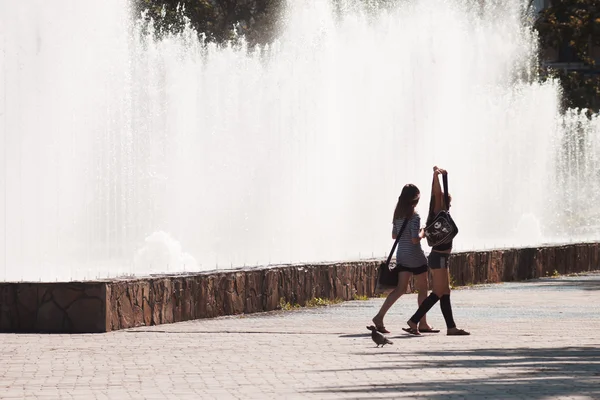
392, 213, 427, 269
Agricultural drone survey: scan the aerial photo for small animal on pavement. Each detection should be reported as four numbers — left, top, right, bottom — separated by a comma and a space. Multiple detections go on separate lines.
367, 325, 393, 347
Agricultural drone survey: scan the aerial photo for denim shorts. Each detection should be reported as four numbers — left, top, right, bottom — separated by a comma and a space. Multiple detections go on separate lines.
428, 251, 449, 270
395, 264, 428, 275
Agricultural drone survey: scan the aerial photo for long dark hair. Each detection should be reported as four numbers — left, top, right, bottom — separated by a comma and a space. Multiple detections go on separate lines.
393, 184, 420, 221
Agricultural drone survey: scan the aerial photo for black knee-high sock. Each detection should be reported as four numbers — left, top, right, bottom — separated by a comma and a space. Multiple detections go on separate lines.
409, 293, 439, 324
440, 294, 456, 329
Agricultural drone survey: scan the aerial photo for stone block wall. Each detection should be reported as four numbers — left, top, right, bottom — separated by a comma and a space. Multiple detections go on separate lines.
1, 243, 598, 333
0, 282, 107, 333
105, 262, 378, 331
449, 243, 600, 286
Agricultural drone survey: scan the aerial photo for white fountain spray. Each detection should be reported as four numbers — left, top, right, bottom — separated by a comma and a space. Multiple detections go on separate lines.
0, 0, 598, 281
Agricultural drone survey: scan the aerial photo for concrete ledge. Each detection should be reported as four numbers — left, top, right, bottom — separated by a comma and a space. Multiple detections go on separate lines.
1, 243, 598, 333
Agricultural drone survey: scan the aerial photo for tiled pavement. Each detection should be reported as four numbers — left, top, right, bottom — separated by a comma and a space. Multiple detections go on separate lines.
1, 273, 599, 399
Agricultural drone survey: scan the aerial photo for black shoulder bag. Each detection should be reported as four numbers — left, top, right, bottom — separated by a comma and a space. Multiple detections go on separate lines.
376, 217, 410, 292
424, 173, 458, 247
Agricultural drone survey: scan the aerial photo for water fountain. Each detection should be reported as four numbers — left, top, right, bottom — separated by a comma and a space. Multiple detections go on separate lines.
1, 0, 599, 282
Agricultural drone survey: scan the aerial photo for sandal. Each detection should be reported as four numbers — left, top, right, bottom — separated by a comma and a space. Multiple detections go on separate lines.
402, 327, 421, 336
447, 328, 470, 336
375, 325, 390, 334
418, 327, 440, 333
372, 318, 390, 334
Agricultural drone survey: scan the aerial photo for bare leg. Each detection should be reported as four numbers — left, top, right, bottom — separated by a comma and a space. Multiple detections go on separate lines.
406, 268, 447, 332
432, 267, 449, 297
372, 272, 411, 330
438, 268, 470, 335
414, 273, 433, 330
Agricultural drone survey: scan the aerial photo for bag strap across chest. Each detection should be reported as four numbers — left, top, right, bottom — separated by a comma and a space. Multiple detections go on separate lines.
383, 217, 410, 269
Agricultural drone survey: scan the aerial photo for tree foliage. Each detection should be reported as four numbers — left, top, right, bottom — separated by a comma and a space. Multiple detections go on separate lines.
134, 0, 283, 44
534, 0, 600, 112
535, 0, 600, 65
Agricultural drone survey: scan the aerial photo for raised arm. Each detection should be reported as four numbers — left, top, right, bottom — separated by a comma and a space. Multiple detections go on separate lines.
431, 166, 445, 214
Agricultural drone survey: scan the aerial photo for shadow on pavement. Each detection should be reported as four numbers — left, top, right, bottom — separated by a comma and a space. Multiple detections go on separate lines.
338, 333, 371, 338
536, 277, 600, 291
308, 346, 600, 399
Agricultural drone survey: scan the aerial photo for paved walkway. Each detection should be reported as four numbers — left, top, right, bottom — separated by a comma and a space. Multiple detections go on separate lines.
1, 273, 599, 400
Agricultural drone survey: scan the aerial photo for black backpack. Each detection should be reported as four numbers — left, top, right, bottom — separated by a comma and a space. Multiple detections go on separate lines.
424, 173, 458, 247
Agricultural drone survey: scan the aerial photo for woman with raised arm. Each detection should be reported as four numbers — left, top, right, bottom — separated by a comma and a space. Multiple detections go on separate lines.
371, 183, 438, 334
404, 166, 470, 336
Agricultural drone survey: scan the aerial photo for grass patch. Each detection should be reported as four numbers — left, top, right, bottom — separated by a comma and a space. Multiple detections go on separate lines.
449, 273, 456, 289
305, 297, 343, 307
278, 297, 344, 310
278, 298, 301, 311
352, 294, 369, 301
544, 269, 561, 278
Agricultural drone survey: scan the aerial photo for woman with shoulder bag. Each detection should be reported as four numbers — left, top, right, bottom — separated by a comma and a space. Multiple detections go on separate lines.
371, 183, 438, 334
404, 166, 470, 336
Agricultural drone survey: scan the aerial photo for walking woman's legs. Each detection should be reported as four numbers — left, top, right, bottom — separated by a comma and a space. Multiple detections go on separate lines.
435, 267, 454, 328
372, 272, 411, 332
414, 272, 433, 330
438, 268, 469, 335
406, 250, 469, 335
406, 268, 446, 331
407, 263, 469, 335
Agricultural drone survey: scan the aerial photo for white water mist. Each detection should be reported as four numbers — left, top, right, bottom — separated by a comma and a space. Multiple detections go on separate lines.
1, 0, 598, 281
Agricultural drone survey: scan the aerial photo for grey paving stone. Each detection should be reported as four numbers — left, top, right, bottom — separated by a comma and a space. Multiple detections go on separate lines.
0, 272, 599, 399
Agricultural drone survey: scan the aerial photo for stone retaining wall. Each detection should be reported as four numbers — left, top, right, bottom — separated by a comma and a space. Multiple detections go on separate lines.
1, 243, 598, 333
0, 282, 108, 333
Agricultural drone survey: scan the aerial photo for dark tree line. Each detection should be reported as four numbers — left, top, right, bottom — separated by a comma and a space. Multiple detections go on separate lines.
132, 0, 398, 44
534, 0, 600, 113
133, 0, 283, 44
